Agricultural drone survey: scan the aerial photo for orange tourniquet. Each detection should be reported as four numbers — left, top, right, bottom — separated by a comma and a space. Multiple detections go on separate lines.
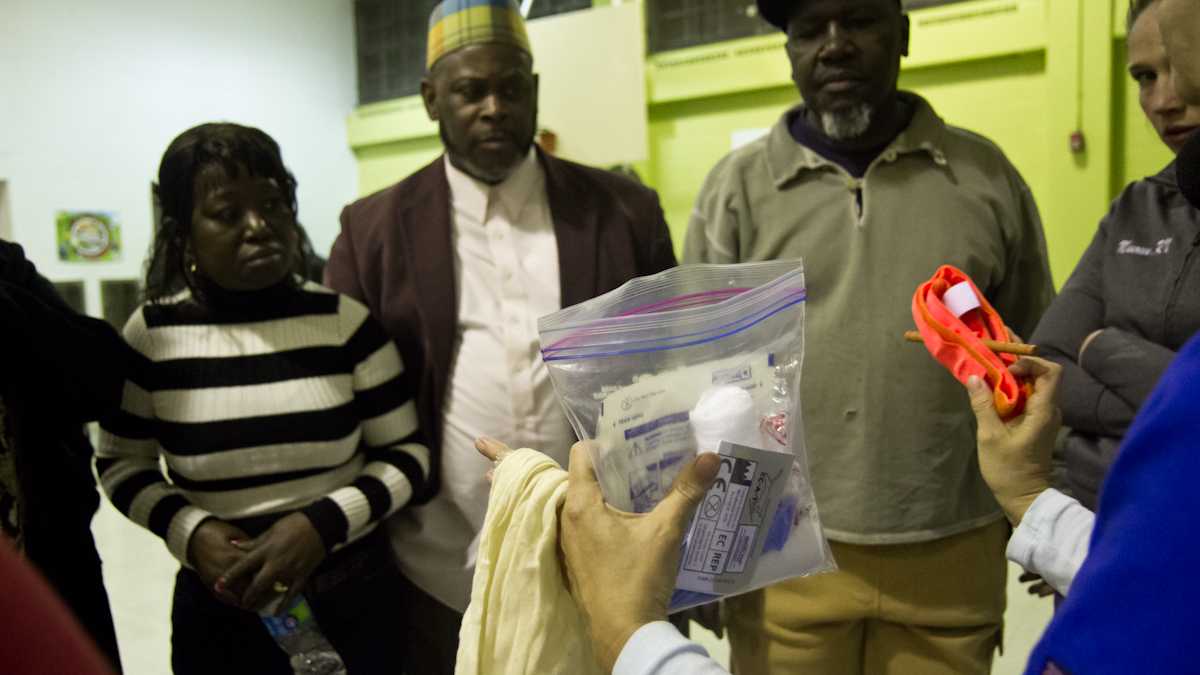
912, 265, 1028, 420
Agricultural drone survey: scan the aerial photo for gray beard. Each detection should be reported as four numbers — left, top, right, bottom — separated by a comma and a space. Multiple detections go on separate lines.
820, 104, 873, 140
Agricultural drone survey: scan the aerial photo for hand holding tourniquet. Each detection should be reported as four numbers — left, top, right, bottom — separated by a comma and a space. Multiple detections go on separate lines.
911, 265, 1030, 419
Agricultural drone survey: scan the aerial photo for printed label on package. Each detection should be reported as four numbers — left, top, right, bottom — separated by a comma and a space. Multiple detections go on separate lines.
592, 353, 774, 513
675, 440, 791, 595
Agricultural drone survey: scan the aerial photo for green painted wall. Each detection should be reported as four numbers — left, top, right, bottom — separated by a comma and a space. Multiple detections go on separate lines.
647, 86, 797, 251
350, 0, 1173, 288
357, 135, 443, 196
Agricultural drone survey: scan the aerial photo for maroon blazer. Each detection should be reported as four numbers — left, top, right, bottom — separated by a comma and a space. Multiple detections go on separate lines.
325, 151, 677, 498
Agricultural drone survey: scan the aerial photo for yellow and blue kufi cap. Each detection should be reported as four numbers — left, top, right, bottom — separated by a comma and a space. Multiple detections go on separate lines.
427, 0, 532, 70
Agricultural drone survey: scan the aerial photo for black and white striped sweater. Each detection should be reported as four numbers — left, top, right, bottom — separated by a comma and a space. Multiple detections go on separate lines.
97, 281, 431, 564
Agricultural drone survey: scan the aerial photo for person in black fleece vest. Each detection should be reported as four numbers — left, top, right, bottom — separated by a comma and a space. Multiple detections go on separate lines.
0, 238, 126, 672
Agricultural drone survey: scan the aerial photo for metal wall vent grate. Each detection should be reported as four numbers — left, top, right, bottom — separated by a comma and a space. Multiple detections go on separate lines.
355, 0, 440, 105
648, 0, 773, 55
355, 0, 594, 105
527, 0, 591, 20
648, 0, 976, 55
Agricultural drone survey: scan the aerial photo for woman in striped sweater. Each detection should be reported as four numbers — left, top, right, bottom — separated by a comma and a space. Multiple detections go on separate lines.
98, 123, 432, 674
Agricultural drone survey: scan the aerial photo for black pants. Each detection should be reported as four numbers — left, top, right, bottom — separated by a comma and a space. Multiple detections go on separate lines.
29, 528, 122, 673
170, 530, 463, 675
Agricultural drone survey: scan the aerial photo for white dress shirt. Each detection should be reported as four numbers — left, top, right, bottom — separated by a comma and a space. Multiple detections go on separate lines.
1005, 487, 1095, 595
387, 150, 576, 612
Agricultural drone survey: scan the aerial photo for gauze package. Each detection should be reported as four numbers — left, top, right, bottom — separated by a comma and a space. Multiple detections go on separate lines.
538, 261, 835, 611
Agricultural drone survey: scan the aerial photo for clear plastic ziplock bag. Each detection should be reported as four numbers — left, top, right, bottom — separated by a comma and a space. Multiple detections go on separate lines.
538, 260, 835, 612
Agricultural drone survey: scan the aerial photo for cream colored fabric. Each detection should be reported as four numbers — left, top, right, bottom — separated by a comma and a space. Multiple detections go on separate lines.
455, 448, 602, 675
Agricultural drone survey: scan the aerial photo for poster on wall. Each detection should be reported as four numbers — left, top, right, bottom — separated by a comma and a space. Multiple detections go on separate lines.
56, 211, 122, 262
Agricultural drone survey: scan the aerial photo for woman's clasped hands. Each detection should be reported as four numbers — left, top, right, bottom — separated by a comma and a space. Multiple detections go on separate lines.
189, 513, 326, 615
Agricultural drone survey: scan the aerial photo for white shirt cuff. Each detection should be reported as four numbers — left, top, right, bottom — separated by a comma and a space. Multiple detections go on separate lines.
1007, 488, 1095, 595
613, 621, 714, 675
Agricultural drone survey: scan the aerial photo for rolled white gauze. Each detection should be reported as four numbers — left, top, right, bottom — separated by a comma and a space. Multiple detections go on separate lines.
690, 385, 763, 454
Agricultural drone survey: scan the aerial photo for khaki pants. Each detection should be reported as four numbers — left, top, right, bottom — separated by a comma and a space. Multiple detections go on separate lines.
728, 519, 1008, 675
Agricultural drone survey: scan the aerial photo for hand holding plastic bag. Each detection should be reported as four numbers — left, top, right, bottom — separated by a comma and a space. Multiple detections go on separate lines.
538, 261, 835, 611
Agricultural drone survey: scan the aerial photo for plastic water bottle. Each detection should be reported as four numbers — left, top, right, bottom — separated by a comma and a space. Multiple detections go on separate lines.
260, 595, 347, 675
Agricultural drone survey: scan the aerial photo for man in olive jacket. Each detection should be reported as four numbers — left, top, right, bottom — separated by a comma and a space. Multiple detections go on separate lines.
683, 0, 1054, 673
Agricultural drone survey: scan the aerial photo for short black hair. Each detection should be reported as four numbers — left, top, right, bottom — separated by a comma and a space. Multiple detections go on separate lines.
144, 122, 311, 303
757, 0, 903, 31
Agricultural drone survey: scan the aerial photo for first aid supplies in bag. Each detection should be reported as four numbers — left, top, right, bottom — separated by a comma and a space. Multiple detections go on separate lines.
538, 261, 835, 611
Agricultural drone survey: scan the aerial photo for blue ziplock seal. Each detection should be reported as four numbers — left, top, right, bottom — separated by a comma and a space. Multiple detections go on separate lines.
544, 261, 801, 330
543, 289, 805, 360
543, 282, 803, 357
542, 266, 806, 357
541, 290, 753, 357
542, 288, 806, 362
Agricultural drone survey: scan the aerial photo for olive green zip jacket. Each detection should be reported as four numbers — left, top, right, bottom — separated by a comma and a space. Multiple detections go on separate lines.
684, 93, 1055, 543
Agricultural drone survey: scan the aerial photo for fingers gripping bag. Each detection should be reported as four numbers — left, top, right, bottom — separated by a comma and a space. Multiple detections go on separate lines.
538, 260, 835, 612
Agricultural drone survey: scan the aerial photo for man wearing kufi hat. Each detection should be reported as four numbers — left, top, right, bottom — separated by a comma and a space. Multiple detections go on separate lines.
683, 0, 1054, 673
325, 2, 677, 670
